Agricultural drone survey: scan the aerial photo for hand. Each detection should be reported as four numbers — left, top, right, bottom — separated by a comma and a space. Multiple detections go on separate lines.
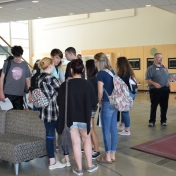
67, 77, 72, 80
28, 92, 33, 103
0, 92, 5, 102
99, 102, 102, 108
154, 83, 161, 89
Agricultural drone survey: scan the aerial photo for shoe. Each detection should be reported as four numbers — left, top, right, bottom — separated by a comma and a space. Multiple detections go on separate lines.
61, 158, 71, 167
148, 122, 154, 127
49, 161, 66, 170
81, 149, 84, 153
118, 125, 125, 131
118, 130, 130, 136
72, 166, 83, 175
56, 146, 59, 150
161, 122, 167, 126
92, 151, 100, 159
87, 164, 98, 173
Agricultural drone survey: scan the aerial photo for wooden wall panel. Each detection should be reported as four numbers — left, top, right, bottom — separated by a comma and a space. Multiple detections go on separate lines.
124, 46, 144, 90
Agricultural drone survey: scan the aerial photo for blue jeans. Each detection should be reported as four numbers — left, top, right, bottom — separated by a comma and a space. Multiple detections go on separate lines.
44, 118, 59, 158
121, 91, 136, 128
101, 101, 118, 153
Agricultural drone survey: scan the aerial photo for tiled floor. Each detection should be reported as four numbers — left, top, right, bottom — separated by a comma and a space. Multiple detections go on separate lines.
1, 92, 176, 176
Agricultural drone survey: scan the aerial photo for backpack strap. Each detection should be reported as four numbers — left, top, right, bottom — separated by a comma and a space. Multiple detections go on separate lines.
104, 69, 115, 77
4, 60, 11, 88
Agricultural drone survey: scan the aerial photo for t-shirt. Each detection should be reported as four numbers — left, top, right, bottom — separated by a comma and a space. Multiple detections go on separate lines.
145, 64, 169, 89
65, 60, 85, 80
88, 76, 98, 111
119, 72, 130, 90
97, 69, 115, 102
2, 60, 31, 96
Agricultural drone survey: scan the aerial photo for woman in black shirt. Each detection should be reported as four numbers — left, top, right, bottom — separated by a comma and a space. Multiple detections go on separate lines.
116, 57, 136, 136
86, 60, 100, 159
58, 59, 98, 175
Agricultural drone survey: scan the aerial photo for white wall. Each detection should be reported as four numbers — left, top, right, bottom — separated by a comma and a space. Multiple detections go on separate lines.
31, 7, 176, 58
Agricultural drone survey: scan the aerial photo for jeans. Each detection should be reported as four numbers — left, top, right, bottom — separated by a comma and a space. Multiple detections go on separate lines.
44, 118, 59, 158
121, 91, 136, 128
149, 87, 170, 124
101, 101, 118, 153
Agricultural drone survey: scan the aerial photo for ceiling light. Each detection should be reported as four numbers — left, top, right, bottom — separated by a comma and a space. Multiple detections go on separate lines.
146, 5, 151, 7
37, 17, 42, 19
32, 1, 39, 3
16, 8, 24, 11
0, 7, 2, 9
69, 13, 74, 15
105, 9, 110, 12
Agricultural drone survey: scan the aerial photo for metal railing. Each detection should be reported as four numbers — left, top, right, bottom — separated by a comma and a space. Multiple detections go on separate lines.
0, 36, 32, 68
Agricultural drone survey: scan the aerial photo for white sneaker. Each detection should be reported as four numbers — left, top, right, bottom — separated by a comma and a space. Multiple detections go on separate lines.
49, 161, 66, 170
61, 158, 71, 167
118, 130, 130, 136
118, 125, 125, 131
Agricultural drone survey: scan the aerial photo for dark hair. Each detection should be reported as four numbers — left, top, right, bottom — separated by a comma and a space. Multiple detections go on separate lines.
6, 55, 14, 61
32, 59, 40, 71
50, 48, 63, 59
71, 59, 84, 75
86, 60, 98, 78
116, 57, 135, 77
11, 46, 23, 57
65, 47, 76, 56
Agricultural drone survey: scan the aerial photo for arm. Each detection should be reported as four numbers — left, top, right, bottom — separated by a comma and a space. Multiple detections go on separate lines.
98, 81, 103, 107
0, 72, 5, 102
146, 79, 161, 89
58, 68, 65, 83
26, 77, 32, 103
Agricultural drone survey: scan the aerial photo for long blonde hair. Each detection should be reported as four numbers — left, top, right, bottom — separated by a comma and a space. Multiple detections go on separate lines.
38, 57, 53, 70
94, 52, 112, 71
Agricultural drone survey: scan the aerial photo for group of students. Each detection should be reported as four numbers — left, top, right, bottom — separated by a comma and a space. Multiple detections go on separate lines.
0, 46, 137, 176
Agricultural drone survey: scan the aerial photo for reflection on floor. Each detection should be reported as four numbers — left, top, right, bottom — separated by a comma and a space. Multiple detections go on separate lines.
0, 92, 176, 176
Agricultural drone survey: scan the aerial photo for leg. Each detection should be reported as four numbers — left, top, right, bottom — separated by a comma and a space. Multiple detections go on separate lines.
90, 118, 99, 152
159, 87, 170, 123
14, 96, 24, 110
149, 89, 160, 124
70, 128, 82, 170
44, 122, 56, 165
121, 111, 130, 130
100, 102, 115, 161
14, 163, 19, 175
110, 109, 118, 160
79, 129, 93, 168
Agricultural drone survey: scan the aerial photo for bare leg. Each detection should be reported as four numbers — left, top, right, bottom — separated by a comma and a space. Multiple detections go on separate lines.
49, 158, 56, 165
80, 130, 93, 168
70, 128, 82, 170
90, 118, 99, 152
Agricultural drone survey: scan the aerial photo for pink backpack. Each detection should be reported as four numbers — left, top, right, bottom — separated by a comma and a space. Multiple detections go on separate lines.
104, 69, 133, 111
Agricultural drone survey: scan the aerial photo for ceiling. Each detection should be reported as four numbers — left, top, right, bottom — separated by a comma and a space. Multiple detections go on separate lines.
0, 0, 176, 23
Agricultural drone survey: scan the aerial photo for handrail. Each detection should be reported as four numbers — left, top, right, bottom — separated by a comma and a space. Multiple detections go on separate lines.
0, 36, 33, 68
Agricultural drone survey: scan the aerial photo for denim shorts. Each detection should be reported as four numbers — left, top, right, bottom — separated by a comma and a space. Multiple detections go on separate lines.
70, 122, 92, 130
70, 122, 87, 130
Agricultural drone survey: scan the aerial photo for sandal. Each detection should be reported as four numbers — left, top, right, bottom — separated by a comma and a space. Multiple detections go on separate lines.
97, 156, 112, 164
111, 158, 116, 162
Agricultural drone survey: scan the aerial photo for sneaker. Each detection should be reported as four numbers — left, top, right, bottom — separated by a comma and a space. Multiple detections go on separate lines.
118, 125, 125, 131
61, 158, 71, 167
87, 164, 98, 173
81, 149, 84, 153
49, 161, 66, 170
161, 122, 167, 126
72, 166, 83, 175
148, 122, 154, 127
92, 151, 100, 159
118, 130, 130, 136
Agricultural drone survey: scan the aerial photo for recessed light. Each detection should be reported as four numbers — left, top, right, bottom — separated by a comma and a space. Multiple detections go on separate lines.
146, 5, 151, 7
16, 8, 24, 11
32, 0, 39, 3
37, 17, 42, 19
69, 13, 74, 15
0, 7, 2, 9
105, 9, 110, 11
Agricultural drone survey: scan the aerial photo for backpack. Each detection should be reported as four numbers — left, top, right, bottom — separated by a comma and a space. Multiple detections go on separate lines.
129, 76, 138, 94
32, 75, 50, 108
103, 69, 133, 112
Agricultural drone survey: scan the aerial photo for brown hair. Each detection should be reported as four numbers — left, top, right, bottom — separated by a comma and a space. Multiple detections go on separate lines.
71, 59, 84, 75
116, 57, 135, 77
38, 57, 53, 70
94, 52, 111, 71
